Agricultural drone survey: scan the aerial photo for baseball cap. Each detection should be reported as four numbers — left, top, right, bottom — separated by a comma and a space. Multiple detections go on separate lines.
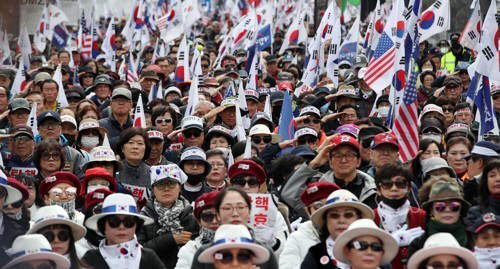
358, 126, 384, 141
473, 213, 500, 233
111, 88, 132, 100
299, 106, 321, 118
444, 76, 462, 87
8, 98, 30, 113
34, 72, 51, 85
371, 132, 399, 150
331, 134, 360, 152
353, 55, 368, 69
420, 118, 444, 134
37, 110, 61, 125
245, 89, 259, 102
181, 116, 204, 131
270, 91, 285, 103
61, 115, 77, 129
10, 124, 34, 138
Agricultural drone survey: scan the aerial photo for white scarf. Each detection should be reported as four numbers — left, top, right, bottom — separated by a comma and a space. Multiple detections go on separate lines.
475, 246, 500, 269
326, 237, 349, 269
377, 200, 410, 233
99, 237, 142, 269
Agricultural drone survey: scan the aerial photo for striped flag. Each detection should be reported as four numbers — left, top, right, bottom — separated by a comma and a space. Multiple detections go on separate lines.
126, 53, 139, 83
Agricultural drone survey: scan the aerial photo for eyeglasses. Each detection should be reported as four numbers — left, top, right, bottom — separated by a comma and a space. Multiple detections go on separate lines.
155, 118, 173, 125
200, 211, 218, 222
426, 261, 464, 269
331, 153, 358, 161
41, 152, 61, 161
433, 201, 461, 212
231, 177, 260, 188
209, 162, 226, 168
379, 178, 409, 190
220, 204, 249, 214
215, 250, 253, 264
303, 118, 321, 124
361, 138, 374, 148
154, 180, 178, 190
327, 211, 358, 219
3, 200, 24, 209
11, 136, 32, 143
298, 136, 318, 144
15, 263, 54, 269
112, 98, 130, 104
251, 136, 272, 144
48, 187, 77, 199
42, 229, 71, 243
458, 70, 468, 76
493, 94, 500, 100
40, 122, 61, 128
184, 130, 202, 138
347, 241, 384, 252
441, 106, 454, 112
106, 216, 137, 228
202, 64, 210, 68
446, 85, 460, 91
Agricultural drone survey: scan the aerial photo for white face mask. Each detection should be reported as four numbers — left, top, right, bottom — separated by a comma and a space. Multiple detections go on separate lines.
377, 106, 390, 117
422, 68, 433, 72
339, 69, 348, 78
422, 134, 442, 143
87, 185, 110, 193
440, 47, 448, 54
81, 136, 100, 150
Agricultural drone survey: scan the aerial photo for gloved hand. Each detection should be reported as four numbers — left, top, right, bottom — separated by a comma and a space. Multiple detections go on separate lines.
391, 224, 425, 247
290, 217, 303, 232
253, 224, 276, 248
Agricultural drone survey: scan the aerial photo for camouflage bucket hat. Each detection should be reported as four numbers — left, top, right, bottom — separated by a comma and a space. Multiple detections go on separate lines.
421, 181, 470, 211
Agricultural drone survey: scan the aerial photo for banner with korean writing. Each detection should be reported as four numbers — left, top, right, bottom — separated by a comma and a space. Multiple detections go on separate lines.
248, 193, 277, 228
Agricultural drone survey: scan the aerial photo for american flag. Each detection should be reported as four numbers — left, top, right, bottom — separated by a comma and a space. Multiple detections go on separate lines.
156, 15, 168, 32
393, 70, 418, 162
79, 10, 93, 59
364, 32, 396, 86
127, 53, 139, 83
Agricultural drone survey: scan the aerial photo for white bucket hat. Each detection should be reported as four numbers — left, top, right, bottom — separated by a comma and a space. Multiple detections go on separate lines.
0, 171, 22, 205
150, 164, 188, 185
78, 118, 108, 137
27, 205, 87, 241
333, 219, 398, 266
249, 124, 281, 143
198, 224, 270, 264
407, 233, 478, 269
81, 146, 123, 172
311, 189, 374, 228
85, 193, 154, 232
3, 234, 70, 269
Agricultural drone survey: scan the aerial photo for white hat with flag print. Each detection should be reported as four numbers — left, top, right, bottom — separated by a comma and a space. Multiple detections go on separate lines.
198, 224, 270, 264
150, 164, 188, 186
85, 193, 154, 232
179, 147, 212, 176
3, 234, 70, 269
0, 170, 22, 205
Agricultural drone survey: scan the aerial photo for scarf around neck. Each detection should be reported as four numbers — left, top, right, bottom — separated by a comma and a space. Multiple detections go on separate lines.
427, 219, 468, 247
377, 200, 410, 233
475, 246, 500, 269
325, 237, 349, 269
99, 237, 142, 269
154, 196, 189, 234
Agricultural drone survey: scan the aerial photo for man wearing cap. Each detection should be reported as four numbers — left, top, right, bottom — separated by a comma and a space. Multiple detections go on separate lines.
40, 79, 59, 111
179, 146, 212, 203
356, 70, 377, 118
471, 213, 500, 267
245, 89, 260, 118
295, 106, 326, 145
61, 115, 78, 147
78, 66, 97, 89
89, 74, 113, 109
0, 99, 30, 136
98, 88, 133, 149
314, 85, 360, 133
363, 132, 400, 178
419, 117, 445, 143
358, 126, 384, 170
280, 182, 340, 269
265, 55, 280, 80
282, 135, 378, 212
164, 116, 205, 164
35, 110, 85, 178
140, 70, 160, 96
462, 141, 500, 205
146, 127, 169, 166
5, 125, 37, 176
441, 33, 472, 73
0, 70, 12, 90
429, 76, 466, 105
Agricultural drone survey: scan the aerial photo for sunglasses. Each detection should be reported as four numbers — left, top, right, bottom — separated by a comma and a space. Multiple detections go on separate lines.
327, 211, 358, 219
154, 180, 178, 190
184, 130, 202, 138
42, 229, 71, 243
379, 178, 409, 190
215, 250, 253, 264
298, 136, 318, 144
106, 216, 138, 228
3, 200, 24, 209
433, 201, 461, 212
361, 138, 374, 148
441, 106, 454, 112
202, 64, 210, 68
48, 187, 77, 199
427, 261, 463, 269
493, 95, 500, 100
15, 264, 54, 269
458, 70, 468, 76
347, 241, 384, 252
41, 152, 61, 161
200, 211, 218, 222
155, 118, 173, 125
303, 118, 321, 124
251, 136, 272, 144
231, 177, 260, 188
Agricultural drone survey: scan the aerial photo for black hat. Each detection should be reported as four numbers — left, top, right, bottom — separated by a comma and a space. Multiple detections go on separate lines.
420, 117, 444, 134
270, 91, 284, 103
265, 55, 278, 63
38, 110, 61, 126
313, 86, 331, 96
30, 57, 43, 64
358, 126, 384, 141
376, 94, 390, 107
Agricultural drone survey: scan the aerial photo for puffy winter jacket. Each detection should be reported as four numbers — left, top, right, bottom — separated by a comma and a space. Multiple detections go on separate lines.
137, 197, 199, 269
279, 220, 320, 269
174, 236, 203, 269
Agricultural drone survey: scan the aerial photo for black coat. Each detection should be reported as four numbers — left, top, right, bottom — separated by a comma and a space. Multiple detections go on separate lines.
0, 212, 29, 267
137, 198, 199, 269
81, 247, 166, 269
98, 113, 133, 151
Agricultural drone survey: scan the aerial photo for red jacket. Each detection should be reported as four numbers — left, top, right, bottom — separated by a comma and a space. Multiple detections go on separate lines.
374, 207, 426, 269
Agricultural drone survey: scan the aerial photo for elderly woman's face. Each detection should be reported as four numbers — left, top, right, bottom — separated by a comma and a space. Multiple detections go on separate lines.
44, 183, 77, 204
344, 235, 384, 269
210, 136, 229, 149
431, 199, 461, 225
326, 206, 360, 240
206, 155, 227, 183
446, 143, 469, 174
122, 135, 146, 163
425, 254, 462, 269
153, 180, 180, 207
213, 248, 254, 269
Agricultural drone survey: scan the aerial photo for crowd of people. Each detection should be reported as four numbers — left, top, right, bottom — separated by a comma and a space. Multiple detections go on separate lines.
0, 1, 499, 269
